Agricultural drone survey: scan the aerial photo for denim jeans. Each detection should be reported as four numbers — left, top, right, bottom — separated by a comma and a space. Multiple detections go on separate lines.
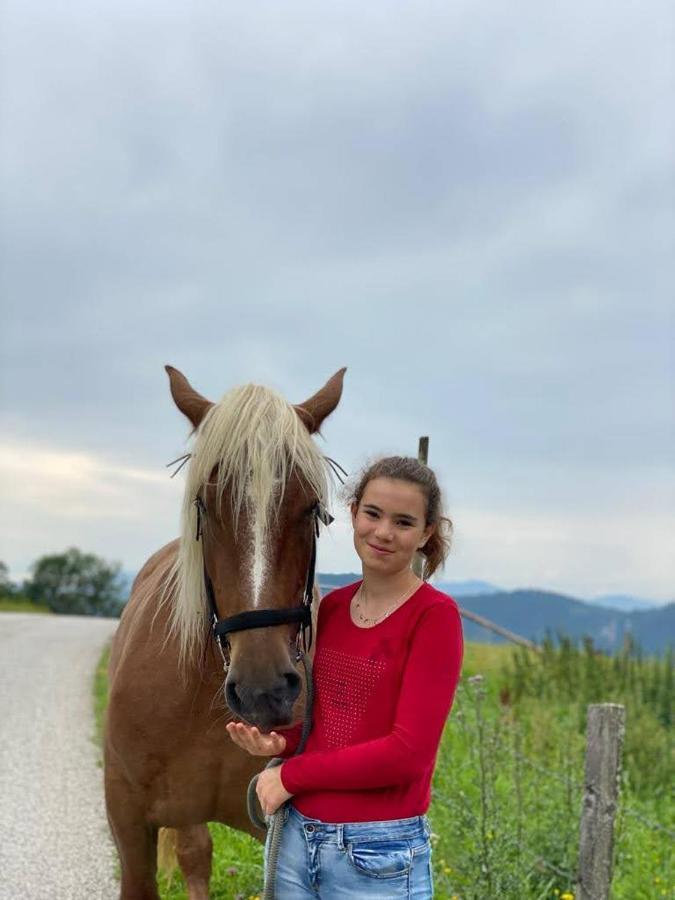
263, 804, 434, 898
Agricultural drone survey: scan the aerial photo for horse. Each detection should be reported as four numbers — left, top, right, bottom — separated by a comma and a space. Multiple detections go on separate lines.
104, 365, 346, 900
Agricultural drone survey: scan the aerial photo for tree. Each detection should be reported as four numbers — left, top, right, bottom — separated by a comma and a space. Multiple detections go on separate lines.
0, 561, 16, 597
25, 548, 126, 617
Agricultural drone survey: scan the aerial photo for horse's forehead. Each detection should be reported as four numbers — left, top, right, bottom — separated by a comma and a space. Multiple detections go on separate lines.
201, 471, 311, 536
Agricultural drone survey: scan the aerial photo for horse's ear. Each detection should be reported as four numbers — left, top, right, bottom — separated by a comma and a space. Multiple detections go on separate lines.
165, 365, 214, 428
294, 367, 347, 434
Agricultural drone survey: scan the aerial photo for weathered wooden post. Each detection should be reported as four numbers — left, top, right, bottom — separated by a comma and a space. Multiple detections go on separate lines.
576, 703, 625, 900
413, 436, 429, 578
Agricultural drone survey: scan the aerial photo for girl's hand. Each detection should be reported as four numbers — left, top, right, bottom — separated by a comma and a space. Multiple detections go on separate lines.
256, 764, 294, 817
226, 722, 288, 757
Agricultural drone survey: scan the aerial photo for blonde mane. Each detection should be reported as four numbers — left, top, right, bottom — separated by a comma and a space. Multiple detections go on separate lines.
161, 384, 330, 667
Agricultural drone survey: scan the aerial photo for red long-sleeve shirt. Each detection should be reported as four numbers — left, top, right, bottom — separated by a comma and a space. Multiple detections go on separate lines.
277, 580, 464, 823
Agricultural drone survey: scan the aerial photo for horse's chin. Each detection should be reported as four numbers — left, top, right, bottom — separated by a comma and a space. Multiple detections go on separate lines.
232, 710, 296, 732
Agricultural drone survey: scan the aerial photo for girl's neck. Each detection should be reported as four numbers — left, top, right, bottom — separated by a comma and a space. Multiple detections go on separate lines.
360, 566, 421, 604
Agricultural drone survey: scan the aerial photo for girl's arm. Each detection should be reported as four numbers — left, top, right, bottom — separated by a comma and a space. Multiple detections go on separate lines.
279, 600, 463, 794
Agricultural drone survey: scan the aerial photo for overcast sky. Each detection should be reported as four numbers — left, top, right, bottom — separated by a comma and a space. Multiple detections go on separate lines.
1, 0, 673, 602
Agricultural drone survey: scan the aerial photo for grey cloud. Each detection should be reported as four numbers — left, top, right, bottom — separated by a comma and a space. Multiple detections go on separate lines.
1, 0, 673, 594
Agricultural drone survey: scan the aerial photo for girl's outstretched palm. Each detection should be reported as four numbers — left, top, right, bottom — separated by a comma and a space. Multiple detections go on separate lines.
226, 722, 287, 757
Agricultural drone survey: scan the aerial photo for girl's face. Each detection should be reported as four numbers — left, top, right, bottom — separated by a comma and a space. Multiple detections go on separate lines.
351, 477, 434, 575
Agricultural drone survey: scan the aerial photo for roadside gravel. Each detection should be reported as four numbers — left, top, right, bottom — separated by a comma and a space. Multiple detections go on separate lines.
0, 613, 119, 900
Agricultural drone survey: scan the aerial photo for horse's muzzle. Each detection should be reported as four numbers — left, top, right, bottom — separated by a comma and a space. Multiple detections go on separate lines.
225, 669, 302, 729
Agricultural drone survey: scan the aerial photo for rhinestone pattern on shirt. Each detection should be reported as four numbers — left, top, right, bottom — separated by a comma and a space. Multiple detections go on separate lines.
314, 646, 388, 749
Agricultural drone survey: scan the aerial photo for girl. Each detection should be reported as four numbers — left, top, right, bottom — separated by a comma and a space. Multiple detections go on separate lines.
227, 456, 464, 898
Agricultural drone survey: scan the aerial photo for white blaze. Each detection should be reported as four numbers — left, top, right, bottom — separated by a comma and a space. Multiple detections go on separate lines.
248, 488, 268, 608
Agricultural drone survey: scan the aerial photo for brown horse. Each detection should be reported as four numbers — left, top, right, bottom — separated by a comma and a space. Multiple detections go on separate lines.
104, 365, 346, 899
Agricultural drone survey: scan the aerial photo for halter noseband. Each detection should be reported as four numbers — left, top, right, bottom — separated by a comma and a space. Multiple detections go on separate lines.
194, 497, 333, 671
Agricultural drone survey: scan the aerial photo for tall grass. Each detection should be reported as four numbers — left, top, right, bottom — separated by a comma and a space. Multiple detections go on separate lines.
430, 639, 673, 899
505, 635, 673, 797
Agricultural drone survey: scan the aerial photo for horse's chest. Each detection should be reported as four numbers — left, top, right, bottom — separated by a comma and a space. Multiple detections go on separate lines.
143, 740, 259, 829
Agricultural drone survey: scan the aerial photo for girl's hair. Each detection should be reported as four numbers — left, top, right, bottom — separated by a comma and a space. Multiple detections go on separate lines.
346, 456, 452, 580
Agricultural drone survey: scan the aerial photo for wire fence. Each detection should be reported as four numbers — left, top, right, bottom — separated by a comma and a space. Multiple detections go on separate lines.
428, 675, 672, 900
620, 805, 675, 840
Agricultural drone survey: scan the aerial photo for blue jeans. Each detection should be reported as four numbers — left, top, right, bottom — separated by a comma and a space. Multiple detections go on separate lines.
263, 804, 434, 898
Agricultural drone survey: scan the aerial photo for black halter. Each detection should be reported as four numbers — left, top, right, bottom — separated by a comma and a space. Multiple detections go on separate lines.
193, 497, 334, 670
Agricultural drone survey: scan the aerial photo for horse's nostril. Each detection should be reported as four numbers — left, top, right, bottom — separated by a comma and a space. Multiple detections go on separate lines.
225, 680, 242, 710
283, 669, 302, 700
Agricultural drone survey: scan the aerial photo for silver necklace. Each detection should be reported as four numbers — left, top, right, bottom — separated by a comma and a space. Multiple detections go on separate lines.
353, 579, 420, 626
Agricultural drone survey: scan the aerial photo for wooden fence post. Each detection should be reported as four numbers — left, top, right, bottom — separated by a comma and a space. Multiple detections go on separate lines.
576, 703, 625, 900
413, 437, 429, 578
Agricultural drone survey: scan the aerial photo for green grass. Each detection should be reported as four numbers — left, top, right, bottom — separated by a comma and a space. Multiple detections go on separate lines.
95, 639, 674, 900
0, 596, 50, 613
429, 642, 674, 899
462, 640, 510, 679
94, 643, 111, 749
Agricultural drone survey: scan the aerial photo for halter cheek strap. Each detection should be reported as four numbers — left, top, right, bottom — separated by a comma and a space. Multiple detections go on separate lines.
194, 499, 333, 670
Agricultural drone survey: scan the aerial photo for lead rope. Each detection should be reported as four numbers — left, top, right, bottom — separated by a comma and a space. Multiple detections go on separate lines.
247, 651, 315, 900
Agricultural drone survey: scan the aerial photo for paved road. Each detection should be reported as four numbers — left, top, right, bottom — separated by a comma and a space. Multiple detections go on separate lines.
0, 613, 120, 900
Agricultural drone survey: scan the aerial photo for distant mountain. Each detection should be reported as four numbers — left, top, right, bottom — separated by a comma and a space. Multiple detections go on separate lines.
588, 593, 667, 613
457, 589, 674, 656
318, 573, 361, 593
318, 575, 504, 597
434, 580, 503, 598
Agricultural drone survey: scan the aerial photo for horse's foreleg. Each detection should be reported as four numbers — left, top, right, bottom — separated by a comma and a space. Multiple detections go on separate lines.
111, 817, 159, 900
105, 770, 160, 900
175, 824, 213, 900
